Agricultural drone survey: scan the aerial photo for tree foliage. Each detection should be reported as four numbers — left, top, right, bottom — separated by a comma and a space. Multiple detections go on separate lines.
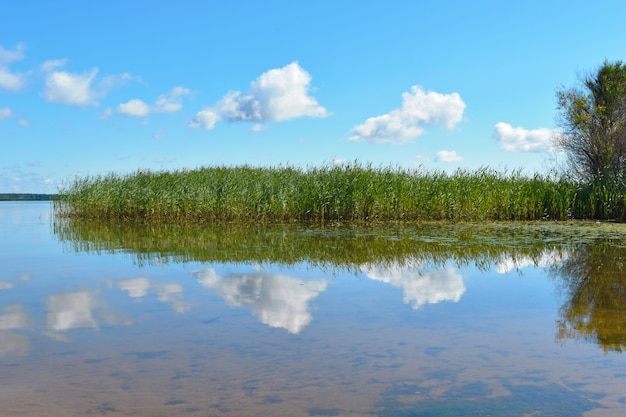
556, 60, 626, 181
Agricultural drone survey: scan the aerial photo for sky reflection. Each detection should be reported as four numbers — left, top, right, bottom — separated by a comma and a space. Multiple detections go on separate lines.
362, 261, 465, 309
194, 268, 327, 334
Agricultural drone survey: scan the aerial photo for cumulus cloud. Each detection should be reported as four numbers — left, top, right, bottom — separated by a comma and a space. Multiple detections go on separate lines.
189, 108, 220, 129
189, 62, 328, 130
362, 261, 465, 309
349, 86, 466, 144
194, 268, 327, 334
0, 108, 13, 120
44, 67, 100, 106
435, 150, 463, 162
153, 86, 191, 113
0, 43, 26, 91
117, 99, 150, 117
116, 86, 191, 118
493, 122, 557, 153
42, 60, 132, 106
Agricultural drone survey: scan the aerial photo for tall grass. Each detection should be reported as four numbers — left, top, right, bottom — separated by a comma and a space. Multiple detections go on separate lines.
55, 163, 626, 223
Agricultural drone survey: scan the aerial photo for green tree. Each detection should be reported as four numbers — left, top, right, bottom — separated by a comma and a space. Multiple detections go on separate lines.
556, 60, 626, 181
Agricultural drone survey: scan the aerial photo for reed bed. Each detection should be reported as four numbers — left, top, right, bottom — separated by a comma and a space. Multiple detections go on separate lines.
55, 163, 626, 223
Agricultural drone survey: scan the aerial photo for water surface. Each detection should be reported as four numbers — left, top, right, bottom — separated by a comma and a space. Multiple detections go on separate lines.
1, 202, 626, 416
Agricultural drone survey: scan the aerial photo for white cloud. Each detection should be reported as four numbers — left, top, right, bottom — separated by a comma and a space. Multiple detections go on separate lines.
18, 119, 29, 127
117, 99, 150, 117
0, 108, 13, 120
153, 86, 191, 113
43, 61, 132, 107
435, 150, 463, 162
0, 68, 26, 91
41, 59, 67, 72
0, 43, 26, 91
44, 67, 99, 106
189, 62, 327, 130
189, 108, 220, 130
349, 86, 466, 144
249, 123, 267, 133
493, 122, 557, 153
116, 86, 191, 119
0, 43, 25, 63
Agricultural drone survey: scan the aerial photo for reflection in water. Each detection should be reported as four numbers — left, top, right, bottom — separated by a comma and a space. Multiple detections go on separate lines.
551, 243, 626, 353
0, 305, 28, 330
194, 269, 327, 334
5, 203, 626, 415
0, 305, 29, 357
117, 278, 190, 313
53, 217, 626, 351
362, 262, 465, 309
47, 291, 100, 333
153, 283, 190, 313
118, 277, 150, 298
494, 250, 569, 274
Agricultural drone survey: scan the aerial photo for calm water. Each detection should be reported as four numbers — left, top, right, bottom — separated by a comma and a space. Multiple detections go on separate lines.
1, 202, 626, 416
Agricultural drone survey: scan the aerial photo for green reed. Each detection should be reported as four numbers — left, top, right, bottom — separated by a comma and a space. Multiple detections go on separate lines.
55, 163, 626, 223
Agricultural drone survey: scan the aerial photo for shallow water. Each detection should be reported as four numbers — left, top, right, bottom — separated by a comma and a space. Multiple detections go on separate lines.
1, 202, 626, 416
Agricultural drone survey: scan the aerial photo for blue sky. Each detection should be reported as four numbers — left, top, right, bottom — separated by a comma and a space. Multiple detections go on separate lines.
2, 1, 626, 193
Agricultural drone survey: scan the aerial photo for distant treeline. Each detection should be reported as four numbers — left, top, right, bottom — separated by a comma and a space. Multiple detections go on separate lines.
0, 193, 57, 201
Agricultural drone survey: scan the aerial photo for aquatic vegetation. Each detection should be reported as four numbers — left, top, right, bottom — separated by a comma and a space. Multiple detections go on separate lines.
54, 163, 626, 223
54, 220, 583, 270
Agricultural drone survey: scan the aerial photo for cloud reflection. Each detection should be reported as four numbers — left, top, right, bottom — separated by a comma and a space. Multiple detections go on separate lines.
117, 277, 190, 313
153, 283, 190, 313
46, 291, 100, 332
494, 250, 569, 274
194, 269, 327, 334
0, 305, 29, 356
118, 277, 151, 298
362, 262, 465, 309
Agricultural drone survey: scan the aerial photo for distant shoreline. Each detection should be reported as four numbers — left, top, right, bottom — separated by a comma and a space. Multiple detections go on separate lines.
0, 193, 57, 201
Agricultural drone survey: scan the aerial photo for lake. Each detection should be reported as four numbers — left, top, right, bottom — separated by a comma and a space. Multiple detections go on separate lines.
1, 201, 625, 416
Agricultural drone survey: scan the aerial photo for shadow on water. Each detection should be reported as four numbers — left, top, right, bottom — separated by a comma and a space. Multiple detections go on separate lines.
53, 218, 626, 353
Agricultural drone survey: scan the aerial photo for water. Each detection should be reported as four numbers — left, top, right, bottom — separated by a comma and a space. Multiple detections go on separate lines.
1, 202, 625, 416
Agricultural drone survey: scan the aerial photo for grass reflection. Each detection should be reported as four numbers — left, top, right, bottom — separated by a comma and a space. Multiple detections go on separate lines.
54, 218, 626, 351
54, 220, 593, 269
